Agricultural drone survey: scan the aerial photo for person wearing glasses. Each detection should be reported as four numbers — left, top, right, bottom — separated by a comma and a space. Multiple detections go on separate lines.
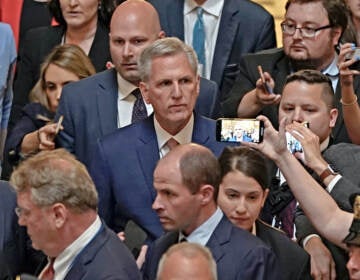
221, 0, 355, 145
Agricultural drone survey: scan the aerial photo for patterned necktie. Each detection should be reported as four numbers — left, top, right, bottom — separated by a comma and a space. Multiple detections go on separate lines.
193, 7, 205, 75
166, 138, 179, 151
131, 88, 147, 124
39, 258, 55, 280
279, 198, 297, 239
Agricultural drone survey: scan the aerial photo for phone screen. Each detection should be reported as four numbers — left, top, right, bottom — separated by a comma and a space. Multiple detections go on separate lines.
216, 119, 264, 143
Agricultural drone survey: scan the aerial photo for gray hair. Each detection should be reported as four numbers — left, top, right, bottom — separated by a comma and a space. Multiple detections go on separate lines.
138, 37, 198, 81
10, 149, 98, 213
156, 243, 217, 280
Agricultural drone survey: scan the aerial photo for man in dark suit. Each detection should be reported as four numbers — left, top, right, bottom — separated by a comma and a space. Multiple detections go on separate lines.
56, 0, 221, 169
90, 37, 230, 242
222, 0, 355, 144
10, 149, 141, 279
148, 0, 276, 101
142, 143, 279, 279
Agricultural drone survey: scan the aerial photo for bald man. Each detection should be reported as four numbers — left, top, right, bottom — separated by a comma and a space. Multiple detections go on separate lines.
156, 243, 217, 280
56, 0, 222, 168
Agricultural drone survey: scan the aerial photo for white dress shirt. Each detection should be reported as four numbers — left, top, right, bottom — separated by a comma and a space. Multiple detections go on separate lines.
116, 73, 153, 128
184, 0, 224, 79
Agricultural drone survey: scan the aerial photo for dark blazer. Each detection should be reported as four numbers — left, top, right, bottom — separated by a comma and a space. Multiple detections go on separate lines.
255, 220, 311, 280
149, 0, 276, 101
62, 222, 141, 280
11, 22, 110, 127
143, 216, 280, 280
222, 48, 360, 144
89, 114, 230, 240
56, 68, 221, 168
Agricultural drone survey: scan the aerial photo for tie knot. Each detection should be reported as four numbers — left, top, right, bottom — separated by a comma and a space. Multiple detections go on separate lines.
197, 7, 203, 17
166, 138, 179, 151
132, 88, 142, 99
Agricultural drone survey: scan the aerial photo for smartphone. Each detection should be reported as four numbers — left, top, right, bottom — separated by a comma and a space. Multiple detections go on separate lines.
55, 115, 64, 135
285, 122, 309, 154
257, 65, 273, 94
216, 118, 264, 143
346, 47, 360, 70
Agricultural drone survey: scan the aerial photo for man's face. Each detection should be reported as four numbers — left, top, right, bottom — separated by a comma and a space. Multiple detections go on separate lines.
140, 53, 199, 134
282, 2, 341, 69
152, 159, 203, 235
279, 81, 338, 143
347, 0, 360, 20
347, 245, 360, 280
16, 191, 56, 255
109, 13, 161, 85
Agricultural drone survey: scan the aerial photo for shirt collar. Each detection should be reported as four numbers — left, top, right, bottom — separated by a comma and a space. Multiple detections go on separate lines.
116, 73, 138, 100
184, 0, 224, 17
53, 216, 102, 276
320, 136, 330, 152
154, 114, 194, 151
321, 54, 339, 77
180, 207, 223, 246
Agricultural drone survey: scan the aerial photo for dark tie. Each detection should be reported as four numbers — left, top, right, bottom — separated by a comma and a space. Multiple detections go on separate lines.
279, 198, 296, 239
131, 88, 147, 123
193, 7, 205, 75
166, 138, 179, 151
39, 258, 55, 280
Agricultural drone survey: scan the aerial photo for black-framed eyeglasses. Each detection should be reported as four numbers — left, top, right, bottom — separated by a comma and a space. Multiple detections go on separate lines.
281, 22, 333, 38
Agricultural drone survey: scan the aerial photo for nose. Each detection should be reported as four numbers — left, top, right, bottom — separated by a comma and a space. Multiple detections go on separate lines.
56, 87, 62, 101
347, 254, 360, 273
292, 28, 303, 39
171, 82, 182, 99
152, 195, 163, 211
68, 0, 78, 6
235, 198, 247, 214
17, 215, 26, 226
122, 42, 133, 58
292, 107, 304, 123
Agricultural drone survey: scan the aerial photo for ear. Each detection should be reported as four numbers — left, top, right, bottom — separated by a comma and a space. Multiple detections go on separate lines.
158, 30, 166, 39
261, 189, 270, 208
51, 203, 67, 229
198, 184, 215, 205
329, 108, 338, 128
139, 81, 151, 104
195, 75, 200, 97
331, 27, 342, 46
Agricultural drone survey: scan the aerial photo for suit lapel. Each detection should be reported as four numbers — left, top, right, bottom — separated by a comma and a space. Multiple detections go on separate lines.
136, 116, 160, 200
96, 69, 118, 137
167, 0, 185, 40
211, 0, 239, 85
191, 114, 211, 145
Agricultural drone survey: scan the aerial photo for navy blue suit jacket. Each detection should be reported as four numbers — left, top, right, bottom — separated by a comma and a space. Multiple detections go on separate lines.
89, 114, 230, 240
62, 223, 141, 279
149, 0, 276, 101
143, 216, 280, 280
56, 69, 221, 168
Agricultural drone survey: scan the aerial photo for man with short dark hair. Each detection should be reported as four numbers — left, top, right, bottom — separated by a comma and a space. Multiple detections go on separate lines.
143, 143, 279, 280
11, 149, 141, 279
222, 0, 356, 144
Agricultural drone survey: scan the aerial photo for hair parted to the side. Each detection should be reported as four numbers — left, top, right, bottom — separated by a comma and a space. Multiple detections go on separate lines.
178, 145, 221, 201
29, 44, 95, 111
138, 37, 198, 82
10, 149, 98, 213
284, 69, 336, 109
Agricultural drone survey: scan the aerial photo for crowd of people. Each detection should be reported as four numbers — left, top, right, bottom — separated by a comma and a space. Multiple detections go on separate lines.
1, 0, 360, 279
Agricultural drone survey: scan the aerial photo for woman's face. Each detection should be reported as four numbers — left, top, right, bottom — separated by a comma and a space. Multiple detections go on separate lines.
217, 170, 269, 232
44, 63, 79, 112
60, 0, 99, 29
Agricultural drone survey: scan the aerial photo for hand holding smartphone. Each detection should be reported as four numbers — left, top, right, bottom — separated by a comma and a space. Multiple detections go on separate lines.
257, 65, 273, 94
286, 121, 309, 154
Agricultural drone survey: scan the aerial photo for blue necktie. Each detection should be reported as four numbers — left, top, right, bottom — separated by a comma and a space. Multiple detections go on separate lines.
193, 7, 205, 74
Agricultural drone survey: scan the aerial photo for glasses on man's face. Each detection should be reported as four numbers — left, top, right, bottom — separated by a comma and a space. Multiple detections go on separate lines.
281, 22, 333, 38
14, 207, 31, 218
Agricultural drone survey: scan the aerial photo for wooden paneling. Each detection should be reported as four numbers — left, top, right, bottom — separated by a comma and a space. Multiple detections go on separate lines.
252, 0, 287, 47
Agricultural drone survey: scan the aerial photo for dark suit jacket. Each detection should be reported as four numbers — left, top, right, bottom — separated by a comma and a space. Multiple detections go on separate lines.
222, 48, 360, 144
255, 220, 311, 280
148, 0, 276, 101
56, 69, 221, 168
11, 22, 110, 127
143, 216, 280, 280
62, 223, 141, 279
89, 114, 230, 240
